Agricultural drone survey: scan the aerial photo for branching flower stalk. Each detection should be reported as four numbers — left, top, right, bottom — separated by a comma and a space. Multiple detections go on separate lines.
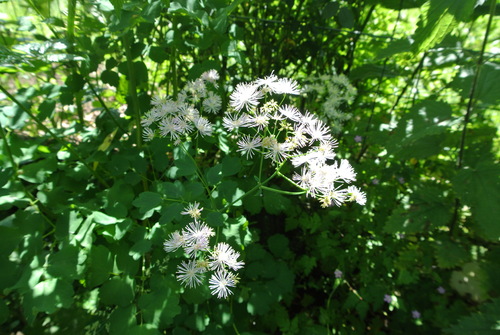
143, 70, 365, 298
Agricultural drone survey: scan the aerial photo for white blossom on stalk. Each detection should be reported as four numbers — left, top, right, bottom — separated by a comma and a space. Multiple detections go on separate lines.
193, 116, 213, 137
271, 77, 301, 95
181, 202, 203, 220
209, 242, 245, 272
183, 221, 215, 248
201, 69, 219, 87
229, 83, 263, 112
346, 185, 367, 205
163, 231, 185, 252
176, 260, 205, 288
237, 135, 262, 159
209, 270, 237, 299
223, 113, 250, 132
142, 127, 155, 142
203, 91, 222, 114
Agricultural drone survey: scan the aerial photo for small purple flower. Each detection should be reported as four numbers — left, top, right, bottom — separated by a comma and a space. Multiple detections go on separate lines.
398, 177, 405, 184
372, 178, 379, 185
412, 310, 421, 319
437, 286, 446, 294
334, 269, 343, 278
384, 294, 392, 303
354, 135, 363, 143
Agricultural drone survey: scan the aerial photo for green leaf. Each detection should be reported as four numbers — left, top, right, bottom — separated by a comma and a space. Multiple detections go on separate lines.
109, 305, 137, 335
47, 245, 85, 280
446, 298, 500, 335
138, 274, 181, 328
93, 211, 120, 225
133, 192, 163, 215
129, 239, 152, 260
263, 188, 291, 215
100, 276, 135, 307
159, 202, 184, 224
29, 278, 74, 314
412, 0, 475, 54
206, 211, 227, 227
385, 185, 452, 234
206, 164, 223, 185
434, 239, 470, 269
221, 156, 241, 176
86, 245, 114, 288
453, 162, 500, 241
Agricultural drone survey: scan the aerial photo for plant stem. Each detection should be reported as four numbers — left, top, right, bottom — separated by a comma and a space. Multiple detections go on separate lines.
123, 32, 143, 148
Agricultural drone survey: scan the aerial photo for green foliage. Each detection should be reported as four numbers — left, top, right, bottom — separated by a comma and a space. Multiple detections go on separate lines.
1, 0, 499, 334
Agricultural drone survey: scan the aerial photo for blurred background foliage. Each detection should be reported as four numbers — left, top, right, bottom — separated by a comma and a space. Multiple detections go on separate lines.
0, 0, 499, 334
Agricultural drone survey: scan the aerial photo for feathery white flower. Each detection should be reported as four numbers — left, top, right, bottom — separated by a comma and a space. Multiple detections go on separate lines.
229, 83, 263, 112
164, 231, 185, 252
237, 135, 262, 159
176, 260, 205, 288
203, 91, 222, 114
181, 202, 203, 220
193, 116, 213, 137
209, 242, 245, 272
209, 270, 237, 299
222, 113, 250, 132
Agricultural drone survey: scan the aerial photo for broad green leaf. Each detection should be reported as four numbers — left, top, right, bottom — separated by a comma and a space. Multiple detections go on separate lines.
129, 239, 152, 260
93, 211, 120, 225
109, 305, 137, 335
99, 276, 135, 307
47, 244, 86, 280
86, 245, 114, 288
446, 298, 500, 335
132, 191, 163, 214
206, 211, 227, 227
138, 274, 181, 328
30, 278, 74, 314
221, 156, 241, 176
206, 164, 223, 185
159, 202, 184, 224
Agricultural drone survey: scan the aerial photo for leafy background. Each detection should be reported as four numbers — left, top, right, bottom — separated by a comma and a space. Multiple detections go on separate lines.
0, 0, 499, 334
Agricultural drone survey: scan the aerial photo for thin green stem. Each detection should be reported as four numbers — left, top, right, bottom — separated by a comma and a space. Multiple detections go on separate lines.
259, 185, 306, 196
123, 32, 143, 148
179, 143, 218, 210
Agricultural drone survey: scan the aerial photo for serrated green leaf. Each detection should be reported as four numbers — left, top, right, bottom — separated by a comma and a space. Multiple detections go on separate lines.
453, 162, 500, 241
434, 240, 470, 269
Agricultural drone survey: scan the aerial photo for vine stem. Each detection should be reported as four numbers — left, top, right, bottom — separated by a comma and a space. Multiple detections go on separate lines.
0, 84, 110, 188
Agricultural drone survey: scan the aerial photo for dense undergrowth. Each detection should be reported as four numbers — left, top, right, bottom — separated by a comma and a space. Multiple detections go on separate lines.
0, 0, 499, 334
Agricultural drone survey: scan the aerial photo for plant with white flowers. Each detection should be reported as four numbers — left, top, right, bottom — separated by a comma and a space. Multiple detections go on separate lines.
143, 70, 365, 299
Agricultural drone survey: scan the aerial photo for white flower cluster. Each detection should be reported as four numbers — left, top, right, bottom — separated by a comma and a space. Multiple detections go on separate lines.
164, 202, 244, 299
141, 70, 221, 143
303, 74, 357, 134
223, 73, 366, 207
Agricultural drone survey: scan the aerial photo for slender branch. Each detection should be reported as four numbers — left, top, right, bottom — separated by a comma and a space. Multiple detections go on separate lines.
451, 0, 496, 236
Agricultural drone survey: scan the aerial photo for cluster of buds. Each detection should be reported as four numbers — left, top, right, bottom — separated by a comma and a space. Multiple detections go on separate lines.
163, 202, 244, 299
